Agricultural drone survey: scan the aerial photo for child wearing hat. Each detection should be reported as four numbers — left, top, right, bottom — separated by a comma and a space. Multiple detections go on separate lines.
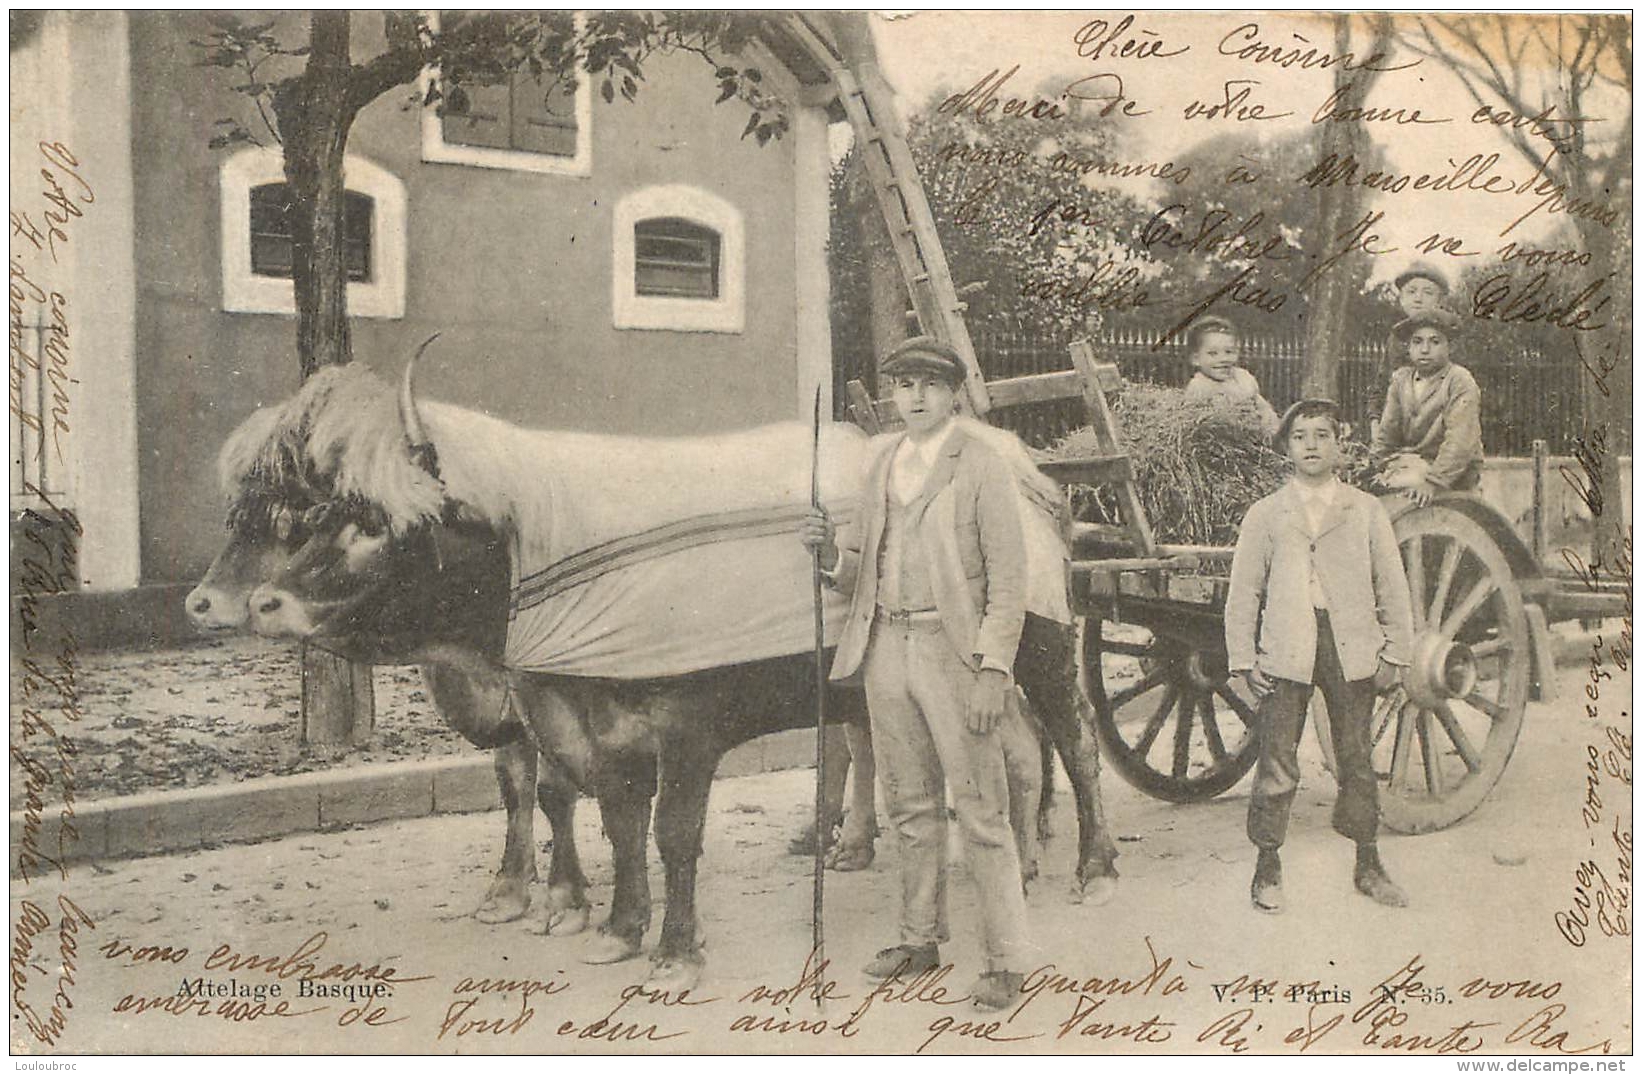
1393, 261, 1450, 318
1371, 307, 1484, 505
1181, 316, 1279, 436
799, 335, 1034, 1013
1226, 398, 1415, 914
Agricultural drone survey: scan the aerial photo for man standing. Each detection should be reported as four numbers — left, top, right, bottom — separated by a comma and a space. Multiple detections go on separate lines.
800, 336, 1033, 1013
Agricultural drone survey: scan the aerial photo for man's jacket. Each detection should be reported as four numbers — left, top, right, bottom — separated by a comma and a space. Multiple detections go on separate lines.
1371, 362, 1484, 490
1225, 482, 1414, 684
828, 426, 1026, 681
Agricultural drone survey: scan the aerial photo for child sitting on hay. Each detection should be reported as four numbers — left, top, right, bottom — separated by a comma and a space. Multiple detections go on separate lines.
1182, 315, 1280, 437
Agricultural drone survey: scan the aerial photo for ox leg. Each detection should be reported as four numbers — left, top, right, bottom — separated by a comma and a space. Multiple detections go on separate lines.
582, 752, 656, 965
1038, 729, 1058, 844
648, 734, 721, 989
829, 718, 878, 871
1016, 615, 1119, 904
477, 736, 539, 923
788, 725, 849, 857
532, 754, 591, 937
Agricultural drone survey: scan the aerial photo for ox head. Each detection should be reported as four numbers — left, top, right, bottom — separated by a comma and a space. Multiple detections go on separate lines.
186, 404, 330, 631
185, 493, 313, 631
247, 337, 511, 664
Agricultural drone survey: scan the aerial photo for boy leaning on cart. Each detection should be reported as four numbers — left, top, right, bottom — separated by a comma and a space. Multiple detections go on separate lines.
1225, 398, 1416, 915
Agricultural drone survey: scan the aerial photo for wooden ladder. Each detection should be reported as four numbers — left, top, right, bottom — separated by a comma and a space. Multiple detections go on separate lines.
791, 14, 1178, 571
787, 13, 990, 414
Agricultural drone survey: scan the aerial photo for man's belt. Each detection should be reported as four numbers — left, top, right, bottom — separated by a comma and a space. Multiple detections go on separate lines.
875, 606, 941, 626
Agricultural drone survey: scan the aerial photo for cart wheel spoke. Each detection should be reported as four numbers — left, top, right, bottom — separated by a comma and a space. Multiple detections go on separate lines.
1200, 696, 1229, 764
1463, 690, 1506, 722
1134, 683, 1177, 756
1214, 684, 1258, 726
1415, 708, 1444, 796
1109, 664, 1170, 711
1428, 540, 1463, 626
1439, 577, 1497, 639
1433, 702, 1483, 774
1171, 691, 1196, 779
1404, 535, 1426, 629
1389, 702, 1417, 791
1371, 690, 1402, 749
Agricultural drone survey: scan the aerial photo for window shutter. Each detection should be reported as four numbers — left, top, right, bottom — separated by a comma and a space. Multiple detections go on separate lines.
442, 80, 513, 151
511, 73, 579, 157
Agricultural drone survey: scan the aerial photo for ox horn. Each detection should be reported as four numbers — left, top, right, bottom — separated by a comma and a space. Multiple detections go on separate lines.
400, 332, 442, 476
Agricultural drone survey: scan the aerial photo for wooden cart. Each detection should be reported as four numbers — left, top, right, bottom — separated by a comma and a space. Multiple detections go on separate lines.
848, 341, 1627, 835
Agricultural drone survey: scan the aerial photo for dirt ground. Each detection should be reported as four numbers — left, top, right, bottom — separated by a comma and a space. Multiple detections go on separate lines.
9, 637, 468, 809
9, 662, 1631, 1057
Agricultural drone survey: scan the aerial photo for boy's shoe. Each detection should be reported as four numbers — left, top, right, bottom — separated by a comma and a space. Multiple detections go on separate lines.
1354, 848, 1409, 908
1251, 850, 1284, 914
863, 943, 940, 980
970, 970, 1024, 1012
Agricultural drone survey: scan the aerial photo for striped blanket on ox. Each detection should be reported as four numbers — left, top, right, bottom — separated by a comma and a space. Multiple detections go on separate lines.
504, 420, 1070, 677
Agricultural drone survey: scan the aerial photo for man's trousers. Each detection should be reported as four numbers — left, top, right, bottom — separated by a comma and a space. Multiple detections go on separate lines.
863, 617, 1032, 970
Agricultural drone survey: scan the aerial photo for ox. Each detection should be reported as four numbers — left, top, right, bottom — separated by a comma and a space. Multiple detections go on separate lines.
185, 405, 596, 932
243, 354, 1118, 987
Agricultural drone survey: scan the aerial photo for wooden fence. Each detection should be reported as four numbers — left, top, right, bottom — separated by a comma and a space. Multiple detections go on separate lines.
959, 325, 1600, 457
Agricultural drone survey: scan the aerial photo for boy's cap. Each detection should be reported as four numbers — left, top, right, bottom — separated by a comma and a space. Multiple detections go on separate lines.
880, 336, 967, 385
1394, 260, 1451, 293
1275, 397, 1341, 446
1392, 307, 1463, 343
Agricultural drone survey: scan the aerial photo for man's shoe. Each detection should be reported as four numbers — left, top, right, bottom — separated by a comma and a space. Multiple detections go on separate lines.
863, 943, 940, 980
1251, 850, 1283, 914
970, 970, 1024, 1012
1354, 863, 1409, 908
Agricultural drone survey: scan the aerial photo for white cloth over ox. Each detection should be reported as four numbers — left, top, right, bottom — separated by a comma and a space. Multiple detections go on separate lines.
504, 423, 868, 677
502, 419, 1071, 678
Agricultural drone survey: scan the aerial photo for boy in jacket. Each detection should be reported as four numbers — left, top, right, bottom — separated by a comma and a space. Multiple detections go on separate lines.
1371, 307, 1485, 504
800, 336, 1032, 1012
1226, 399, 1415, 914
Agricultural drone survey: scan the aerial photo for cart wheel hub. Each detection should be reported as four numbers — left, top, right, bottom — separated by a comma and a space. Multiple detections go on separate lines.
1185, 652, 1221, 690
1407, 634, 1477, 707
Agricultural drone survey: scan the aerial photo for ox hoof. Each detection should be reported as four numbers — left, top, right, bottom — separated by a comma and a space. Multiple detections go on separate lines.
475, 888, 531, 925
647, 957, 703, 993
1071, 874, 1119, 907
534, 901, 591, 937
582, 931, 643, 966
825, 843, 875, 872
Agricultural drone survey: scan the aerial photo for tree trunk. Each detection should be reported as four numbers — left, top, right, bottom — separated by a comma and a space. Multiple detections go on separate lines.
1301, 15, 1393, 402
277, 12, 374, 745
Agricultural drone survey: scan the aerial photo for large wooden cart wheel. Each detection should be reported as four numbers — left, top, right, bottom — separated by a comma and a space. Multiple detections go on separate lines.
1082, 616, 1260, 802
1314, 501, 1531, 833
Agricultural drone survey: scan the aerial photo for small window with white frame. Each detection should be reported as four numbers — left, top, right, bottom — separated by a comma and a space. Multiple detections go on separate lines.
219, 148, 406, 318
613, 186, 744, 334
419, 11, 592, 177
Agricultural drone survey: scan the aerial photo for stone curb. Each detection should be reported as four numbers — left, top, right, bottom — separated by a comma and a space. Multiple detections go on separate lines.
10, 728, 816, 875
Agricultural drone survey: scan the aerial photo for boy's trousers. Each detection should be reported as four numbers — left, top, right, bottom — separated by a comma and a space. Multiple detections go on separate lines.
863, 615, 1032, 970
1248, 611, 1381, 851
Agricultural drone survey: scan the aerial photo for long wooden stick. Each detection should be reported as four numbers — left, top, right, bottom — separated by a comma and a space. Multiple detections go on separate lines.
809, 386, 827, 999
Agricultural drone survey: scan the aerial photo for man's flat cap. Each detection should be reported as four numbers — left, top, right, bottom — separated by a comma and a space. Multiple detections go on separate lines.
880, 336, 967, 385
